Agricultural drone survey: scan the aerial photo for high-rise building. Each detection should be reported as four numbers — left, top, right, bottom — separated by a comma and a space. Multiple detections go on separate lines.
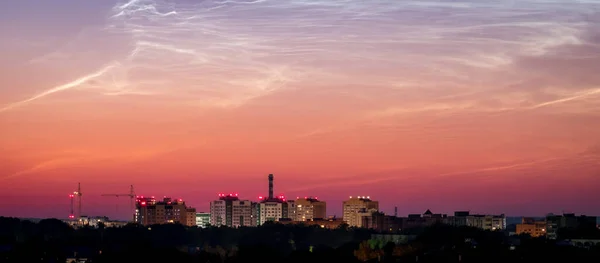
195, 212, 211, 228
294, 197, 326, 221
257, 201, 284, 225
134, 196, 196, 226
284, 200, 296, 220
255, 174, 293, 225
343, 196, 379, 227
210, 193, 253, 228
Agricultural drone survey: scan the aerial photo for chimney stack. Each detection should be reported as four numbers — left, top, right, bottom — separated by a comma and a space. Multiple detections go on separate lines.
268, 174, 274, 199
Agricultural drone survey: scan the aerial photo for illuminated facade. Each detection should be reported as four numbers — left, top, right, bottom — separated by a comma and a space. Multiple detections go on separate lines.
134, 196, 197, 226
210, 194, 254, 228
294, 197, 326, 221
343, 196, 379, 227
516, 217, 547, 237
256, 195, 295, 225
195, 212, 211, 228
64, 216, 127, 229
254, 173, 296, 225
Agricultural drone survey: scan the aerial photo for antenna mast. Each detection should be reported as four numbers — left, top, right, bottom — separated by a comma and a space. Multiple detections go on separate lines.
69, 193, 75, 219
129, 184, 135, 217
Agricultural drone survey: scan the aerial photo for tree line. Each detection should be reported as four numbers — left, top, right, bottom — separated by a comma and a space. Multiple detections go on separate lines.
0, 217, 599, 263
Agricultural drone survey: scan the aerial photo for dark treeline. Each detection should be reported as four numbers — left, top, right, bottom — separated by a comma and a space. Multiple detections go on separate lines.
1, 217, 599, 263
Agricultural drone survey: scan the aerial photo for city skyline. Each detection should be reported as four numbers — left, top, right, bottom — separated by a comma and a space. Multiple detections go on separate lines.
1, 0, 600, 219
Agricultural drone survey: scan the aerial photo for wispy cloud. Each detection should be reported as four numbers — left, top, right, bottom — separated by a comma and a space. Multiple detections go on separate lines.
0, 63, 119, 113
0, 142, 206, 181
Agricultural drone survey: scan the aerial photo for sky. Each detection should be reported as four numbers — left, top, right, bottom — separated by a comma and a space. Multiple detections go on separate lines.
1, 0, 599, 220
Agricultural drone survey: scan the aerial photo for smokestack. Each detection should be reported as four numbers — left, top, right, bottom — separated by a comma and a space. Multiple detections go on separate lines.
268, 174, 274, 199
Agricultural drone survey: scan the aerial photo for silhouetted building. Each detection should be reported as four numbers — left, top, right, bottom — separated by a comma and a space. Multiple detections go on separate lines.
446, 211, 506, 231
362, 211, 402, 232
278, 216, 345, 229
401, 210, 447, 229
135, 196, 196, 226
546, 213, 598, 239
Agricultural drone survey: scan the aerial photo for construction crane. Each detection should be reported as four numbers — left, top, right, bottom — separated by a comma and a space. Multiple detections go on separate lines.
68, 183, 82, 219
101, 185, 135, 221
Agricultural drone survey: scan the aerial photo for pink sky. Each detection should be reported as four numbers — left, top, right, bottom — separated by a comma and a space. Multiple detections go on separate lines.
1, 0, 599, 220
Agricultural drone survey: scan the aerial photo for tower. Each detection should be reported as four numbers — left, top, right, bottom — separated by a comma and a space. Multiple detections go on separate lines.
268, 174, 274, 200
74, 183, 82, 218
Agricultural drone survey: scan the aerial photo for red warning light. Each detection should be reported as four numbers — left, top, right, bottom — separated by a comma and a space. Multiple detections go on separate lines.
69, 194, 74, 198
141, 201, 146, 206
259, 196, 263, 199
178, 199, 183, 202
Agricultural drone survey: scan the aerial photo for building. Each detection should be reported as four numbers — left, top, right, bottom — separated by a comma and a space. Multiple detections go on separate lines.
402, 210, 447, 229
186, 208, 197, 226
283, 200, 296, 219
294, 197, 326, 221
546, 213, 598, 239
278, 216, 346, 229
362, 211, 402, 232
196, 212, 211, 228
257, 200, 284, 225
447, 211, 506, 231
210, 193, 254, 228
134, 196, 197, 226
448, 211, 470, 226
255, 174, 294, 225
64, 216, 127, 229
516, 217, 547, 237
343, 196, 379, 227
468, 214, 506, 231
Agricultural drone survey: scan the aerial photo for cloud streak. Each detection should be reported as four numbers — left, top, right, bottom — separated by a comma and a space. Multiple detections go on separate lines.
0, 63, 120, 113
3, 0, 598, 114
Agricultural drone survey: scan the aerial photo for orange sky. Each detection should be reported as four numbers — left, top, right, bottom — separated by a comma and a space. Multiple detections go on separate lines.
1, 0, 599, 219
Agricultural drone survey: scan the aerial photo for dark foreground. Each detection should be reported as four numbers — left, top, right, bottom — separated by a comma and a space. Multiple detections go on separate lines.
1, 217, 599, 263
